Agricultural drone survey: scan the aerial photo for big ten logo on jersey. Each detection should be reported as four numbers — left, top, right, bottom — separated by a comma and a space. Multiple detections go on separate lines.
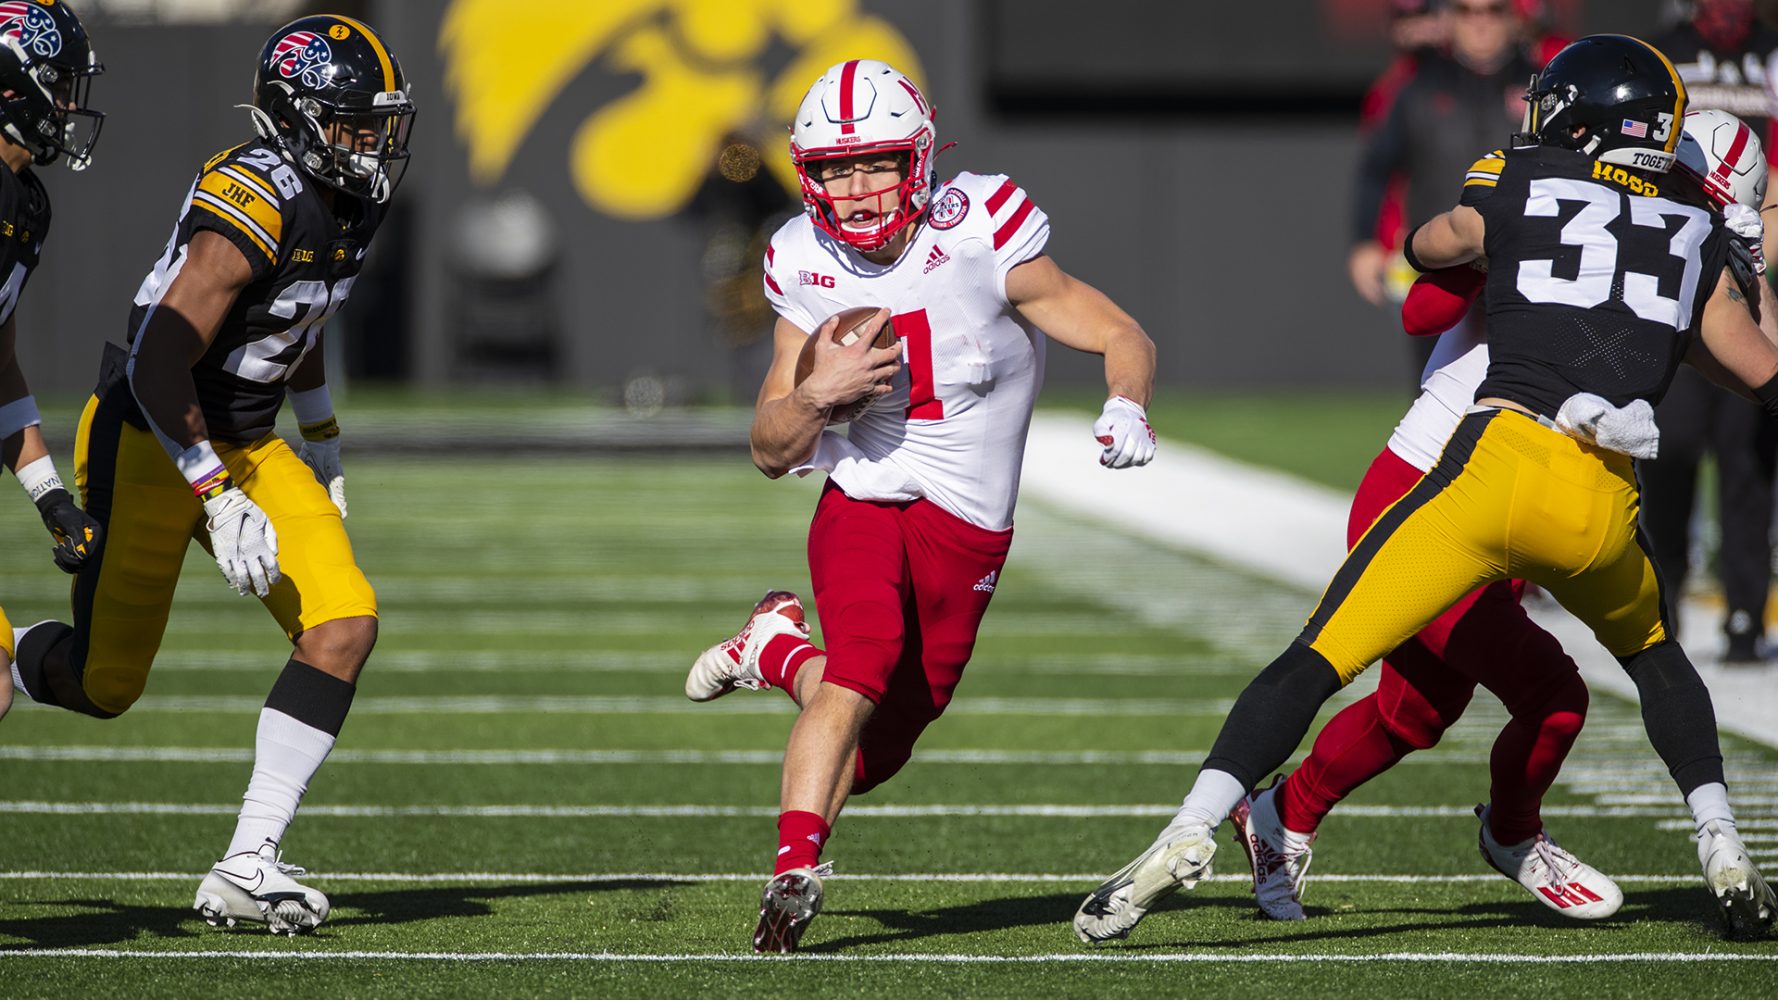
1592, 160, 1660, 196
799, 270, 835, 288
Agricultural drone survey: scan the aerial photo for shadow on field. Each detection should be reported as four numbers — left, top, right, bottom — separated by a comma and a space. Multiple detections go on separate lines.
0, 879, 695, 948
0, 898, 200, 948
329, 878, 697, 927
810, 886, 1736, 952
812, 891, 1258, 951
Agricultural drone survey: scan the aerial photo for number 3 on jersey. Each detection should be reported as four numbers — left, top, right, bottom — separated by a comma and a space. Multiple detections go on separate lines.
1516, 177, 1710, 330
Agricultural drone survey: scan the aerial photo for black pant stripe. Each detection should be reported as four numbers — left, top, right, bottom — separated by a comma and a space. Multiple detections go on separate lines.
69, 386, 132, 673
1299, 409, 1498, 647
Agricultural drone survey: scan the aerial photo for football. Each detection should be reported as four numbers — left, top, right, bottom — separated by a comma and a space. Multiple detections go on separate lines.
794, 306, 897, 424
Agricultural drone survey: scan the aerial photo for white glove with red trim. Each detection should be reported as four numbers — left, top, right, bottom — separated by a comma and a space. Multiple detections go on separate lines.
1092, 395, 1156, 469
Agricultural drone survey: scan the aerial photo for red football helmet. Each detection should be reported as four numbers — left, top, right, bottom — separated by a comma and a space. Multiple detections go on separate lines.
790, 59, 936, 252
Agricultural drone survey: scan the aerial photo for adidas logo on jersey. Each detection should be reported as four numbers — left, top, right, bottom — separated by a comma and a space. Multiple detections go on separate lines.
923, 245, 951, 274
973, 570, 997, 593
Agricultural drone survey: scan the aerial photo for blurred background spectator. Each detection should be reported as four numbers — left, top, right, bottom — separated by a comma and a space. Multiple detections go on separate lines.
1641, 0, 1778, 663
1348, 0, 1538, 385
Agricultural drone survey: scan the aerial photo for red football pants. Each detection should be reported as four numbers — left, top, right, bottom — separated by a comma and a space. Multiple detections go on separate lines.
807, 483, 1012, 794
1277, 448, 1588, 842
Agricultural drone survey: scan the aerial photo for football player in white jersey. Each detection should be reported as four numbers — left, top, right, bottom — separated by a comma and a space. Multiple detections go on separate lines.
685, 59, 1158, 952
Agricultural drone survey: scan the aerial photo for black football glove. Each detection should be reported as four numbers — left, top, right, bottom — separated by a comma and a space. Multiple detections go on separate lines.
33, 486, 102, 573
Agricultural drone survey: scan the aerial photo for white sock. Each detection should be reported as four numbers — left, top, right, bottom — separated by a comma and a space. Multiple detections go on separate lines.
225, 707, 337, 858
1686, 782, 1736, 836
1156, 768, 1248, 841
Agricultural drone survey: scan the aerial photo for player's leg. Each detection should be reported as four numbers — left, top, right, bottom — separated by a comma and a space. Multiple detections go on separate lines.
686, 590, 823, 703
1077, 411, 1510, 942
1638, 369, 1710, 629
0, 605, 13, 722
1710, 400, 1777, 661
10, 391, 191, 719
848, 498, 1012, 796
755, 485, 907, 953
193, 434, 377, 936
1538, 462, 1772, 937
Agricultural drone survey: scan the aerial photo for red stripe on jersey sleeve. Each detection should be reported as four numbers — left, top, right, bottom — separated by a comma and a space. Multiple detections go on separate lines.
993, 198, 1035, 250
764, 273, 783, 295
985, 179, 1018, 214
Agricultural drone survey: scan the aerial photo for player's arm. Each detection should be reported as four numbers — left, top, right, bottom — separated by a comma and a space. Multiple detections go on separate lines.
749, 313, 899, 479
1007, 254, 1158, 468
1689, 270, 1778, 403
129, 229, 280, 596
1404, 204, 1487, 272
0, 315, 101, 571
285, 337, 348, 517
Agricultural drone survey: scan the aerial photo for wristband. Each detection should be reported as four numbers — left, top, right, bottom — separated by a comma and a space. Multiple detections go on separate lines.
0, 394, 43, 440
289, 385, 335, 435
1401, 223, 1430, 274
1757, 372, 1778, 419
174, 440, 233, 501
299, 416, 340, 441
14, 453, 62, 505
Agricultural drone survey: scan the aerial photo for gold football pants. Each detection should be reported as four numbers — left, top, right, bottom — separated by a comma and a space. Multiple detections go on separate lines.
1304, 408, 1669, 684
67, 389, 377, 715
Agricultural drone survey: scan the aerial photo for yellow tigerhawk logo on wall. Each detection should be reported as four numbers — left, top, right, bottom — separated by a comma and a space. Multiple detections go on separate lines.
440, 0, 925, 220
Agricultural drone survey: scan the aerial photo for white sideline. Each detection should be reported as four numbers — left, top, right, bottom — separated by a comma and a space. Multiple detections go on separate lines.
0, 870, 1711, 885
0, 949, 1771, 964
1020, 414, 1778, 749
0, 800, 1710, 819
25, 695, 1233, 717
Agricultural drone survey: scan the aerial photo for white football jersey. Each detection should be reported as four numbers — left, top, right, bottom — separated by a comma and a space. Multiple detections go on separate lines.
1387, 320, 1489, 473
763, 171, 1051, 530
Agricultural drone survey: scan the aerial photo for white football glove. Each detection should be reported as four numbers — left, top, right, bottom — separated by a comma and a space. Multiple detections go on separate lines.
1093, 395, 1156, 469
298, 436, 347, 518
203, 487, 281, 597
1725, 203, 1765, 274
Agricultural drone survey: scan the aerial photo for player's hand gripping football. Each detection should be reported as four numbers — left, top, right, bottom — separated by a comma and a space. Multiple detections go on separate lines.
203, 487, 281, 597
33, 487, 102, 573
1093, 395, 1155, 468
297, 417, 347, 519
797, 308, 900, 412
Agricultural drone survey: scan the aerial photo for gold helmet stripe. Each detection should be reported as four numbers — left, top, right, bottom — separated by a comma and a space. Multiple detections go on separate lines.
332, 15, 396, 94
1627, 35, 1687, 152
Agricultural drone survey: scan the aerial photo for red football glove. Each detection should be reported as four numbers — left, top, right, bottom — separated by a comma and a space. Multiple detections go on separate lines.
1401, 266, 1485, 337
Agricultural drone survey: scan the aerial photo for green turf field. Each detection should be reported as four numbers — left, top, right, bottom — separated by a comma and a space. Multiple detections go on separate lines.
1, 436, 1775, 996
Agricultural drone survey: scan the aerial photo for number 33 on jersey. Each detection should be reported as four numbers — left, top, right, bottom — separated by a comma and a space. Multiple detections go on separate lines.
127, 140, 387, 443
762, 172, 1051, 532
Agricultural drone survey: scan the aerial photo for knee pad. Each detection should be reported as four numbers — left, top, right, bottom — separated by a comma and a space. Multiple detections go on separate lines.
16, 622, 121, 719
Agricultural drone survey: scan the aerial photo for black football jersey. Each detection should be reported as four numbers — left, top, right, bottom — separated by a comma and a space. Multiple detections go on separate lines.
1464, 144, 1731, 418
127, 140, 385, 443
0, 165, 51, 327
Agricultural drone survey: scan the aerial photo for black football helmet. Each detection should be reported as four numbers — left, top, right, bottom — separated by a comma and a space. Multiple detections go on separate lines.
1521, 34, 1686, 173
249, 14, 415, 203
0, 0, 102, 170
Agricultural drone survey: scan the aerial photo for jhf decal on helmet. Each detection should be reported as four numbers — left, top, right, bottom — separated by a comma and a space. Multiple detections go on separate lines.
438, 0, 923, 220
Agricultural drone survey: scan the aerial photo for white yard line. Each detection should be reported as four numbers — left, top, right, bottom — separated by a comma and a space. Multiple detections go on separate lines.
0, 801, 1722, 819
0, 948, 1770, 964
0, 870, 1711, 885
9, 695, 1234, 717
1020, 415, 1778, 749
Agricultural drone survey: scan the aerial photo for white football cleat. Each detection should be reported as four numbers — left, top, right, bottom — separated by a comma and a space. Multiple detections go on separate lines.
686, 590, 810, 702
194, 845, 330, 936
753, 862, 832, 954
1475, 805, 1622, 920
1698, 821, 1777, 940
1073, 824, 1216, 943
1229, 782, 1314, 921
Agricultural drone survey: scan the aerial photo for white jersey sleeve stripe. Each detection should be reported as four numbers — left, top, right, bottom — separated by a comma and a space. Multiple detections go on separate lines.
190, 190, 280, 256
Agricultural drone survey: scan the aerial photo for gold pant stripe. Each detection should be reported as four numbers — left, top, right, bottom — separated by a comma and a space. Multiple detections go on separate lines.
1304, 409, 1669, 685
71, 392, 376, 715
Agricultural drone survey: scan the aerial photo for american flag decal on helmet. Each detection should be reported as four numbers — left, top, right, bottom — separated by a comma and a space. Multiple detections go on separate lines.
0, 1, 62, 58
1621, 118, 1649, 139
272, 29, 333, 89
